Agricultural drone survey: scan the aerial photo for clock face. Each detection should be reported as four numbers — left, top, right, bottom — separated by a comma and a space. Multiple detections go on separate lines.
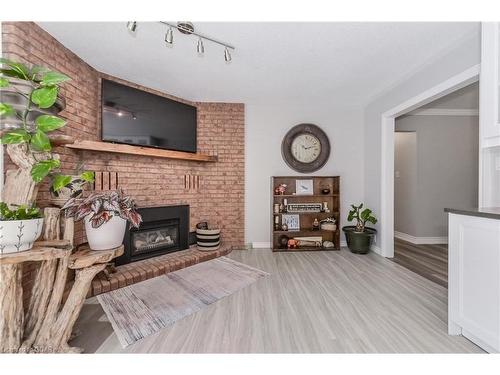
281, 124, 331, 173
291, 134, 321, 163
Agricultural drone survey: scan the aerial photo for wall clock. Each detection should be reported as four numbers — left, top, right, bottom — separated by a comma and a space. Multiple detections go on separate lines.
281, 124, 330, 173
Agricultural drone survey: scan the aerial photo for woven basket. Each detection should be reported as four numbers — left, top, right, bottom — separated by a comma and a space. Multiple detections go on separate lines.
320, 222, 337, 231
196, 228, 221, 251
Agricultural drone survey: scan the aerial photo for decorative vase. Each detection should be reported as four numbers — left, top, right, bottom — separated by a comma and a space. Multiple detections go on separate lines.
0, 218, 44, 254
84, 215, 126, 251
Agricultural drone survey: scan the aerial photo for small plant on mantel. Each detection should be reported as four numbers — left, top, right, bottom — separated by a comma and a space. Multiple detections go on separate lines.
62, 189, 142, 251
342, 203, 378, 254
0, 58, 91, 194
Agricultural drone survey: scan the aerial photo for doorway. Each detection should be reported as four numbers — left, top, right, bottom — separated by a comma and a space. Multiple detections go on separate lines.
379, 65, 480, 259
391, 83, 479, 287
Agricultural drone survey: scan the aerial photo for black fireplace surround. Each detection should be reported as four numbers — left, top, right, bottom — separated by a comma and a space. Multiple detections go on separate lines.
115, 205, 189, 266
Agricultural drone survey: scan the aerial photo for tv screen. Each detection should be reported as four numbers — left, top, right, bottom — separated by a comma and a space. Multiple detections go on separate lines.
101, 79, 197, 153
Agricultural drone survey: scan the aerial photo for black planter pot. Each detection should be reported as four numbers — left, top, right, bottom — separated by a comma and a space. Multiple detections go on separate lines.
342, 226, 377, 254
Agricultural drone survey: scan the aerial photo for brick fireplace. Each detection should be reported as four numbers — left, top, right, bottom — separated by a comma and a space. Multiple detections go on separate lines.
1, 22, 245, 302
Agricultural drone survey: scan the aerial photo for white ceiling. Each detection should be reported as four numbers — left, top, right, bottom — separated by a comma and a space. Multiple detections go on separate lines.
37, 22, 480, 107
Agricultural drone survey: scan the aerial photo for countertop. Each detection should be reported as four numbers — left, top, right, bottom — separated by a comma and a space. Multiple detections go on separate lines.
444, 207, 500, 220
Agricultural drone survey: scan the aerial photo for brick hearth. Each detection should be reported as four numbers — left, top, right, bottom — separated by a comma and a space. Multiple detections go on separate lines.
88, 245, 233, 297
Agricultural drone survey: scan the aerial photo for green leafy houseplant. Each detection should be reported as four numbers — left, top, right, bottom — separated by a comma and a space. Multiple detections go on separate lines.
0, 202, 42, 221
347, 203, 378, 232
0, 58, 91, 192
343, 203, 378, 254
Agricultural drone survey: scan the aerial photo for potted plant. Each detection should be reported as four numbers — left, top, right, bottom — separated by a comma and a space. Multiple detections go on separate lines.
62, 189, 142, 250
1, 58, 79, 251
342, 203, 378, 254
0, 202, 43, 254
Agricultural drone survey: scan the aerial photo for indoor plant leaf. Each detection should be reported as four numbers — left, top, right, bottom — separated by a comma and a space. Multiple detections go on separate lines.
1, 129, 30, 144
0, 77, 8, 87
30, 129, 51, 151
35, 114, 66, 132
0, 58, 29, 80
0, 102, 15, 117
80, 171, 95, 183
40, 71, 71, 86
31, 85, 58, 108
31, 159, 60, 183
51, 174, 72, 192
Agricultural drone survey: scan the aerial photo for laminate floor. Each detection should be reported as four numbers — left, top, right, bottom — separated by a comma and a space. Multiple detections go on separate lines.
71, 248, 483, 353
391, 238, 448, 288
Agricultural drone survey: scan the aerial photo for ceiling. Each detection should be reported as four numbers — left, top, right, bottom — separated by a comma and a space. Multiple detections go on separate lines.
37, 22, 480, 107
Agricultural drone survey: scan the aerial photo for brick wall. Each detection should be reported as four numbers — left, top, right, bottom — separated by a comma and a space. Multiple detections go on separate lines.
1, 22, 245, 302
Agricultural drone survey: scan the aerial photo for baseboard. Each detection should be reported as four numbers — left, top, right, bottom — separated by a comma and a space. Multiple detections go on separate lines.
370, 245, 383, 256
251, 242, 271, 249
394, 231, 448, 244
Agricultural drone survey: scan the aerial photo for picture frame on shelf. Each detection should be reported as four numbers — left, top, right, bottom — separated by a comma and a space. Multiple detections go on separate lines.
281, 214, 300, 231
295, 179, 314, 195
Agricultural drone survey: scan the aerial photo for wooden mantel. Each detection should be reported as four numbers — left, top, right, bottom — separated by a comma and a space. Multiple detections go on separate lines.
65, 140, 218, 162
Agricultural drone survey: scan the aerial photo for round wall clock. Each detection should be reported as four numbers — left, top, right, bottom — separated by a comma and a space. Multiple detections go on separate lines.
281, 124, 330, 173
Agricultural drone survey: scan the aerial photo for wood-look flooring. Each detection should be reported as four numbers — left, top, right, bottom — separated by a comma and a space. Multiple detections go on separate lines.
392, 238, 448, 288
71, 248, 482, 353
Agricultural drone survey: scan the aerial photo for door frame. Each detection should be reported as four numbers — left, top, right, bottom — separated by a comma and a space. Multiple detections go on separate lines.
379, 65, 480, 258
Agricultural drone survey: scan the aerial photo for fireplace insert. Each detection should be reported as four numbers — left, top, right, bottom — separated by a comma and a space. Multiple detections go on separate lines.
115, 205, 189, 265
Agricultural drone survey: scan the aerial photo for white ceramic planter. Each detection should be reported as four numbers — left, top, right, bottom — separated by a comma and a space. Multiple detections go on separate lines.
0, 218, 44, 254
85, 215, 126, 251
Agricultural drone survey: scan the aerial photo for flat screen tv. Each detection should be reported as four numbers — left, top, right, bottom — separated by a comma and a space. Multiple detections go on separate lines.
101, 79, 197, 153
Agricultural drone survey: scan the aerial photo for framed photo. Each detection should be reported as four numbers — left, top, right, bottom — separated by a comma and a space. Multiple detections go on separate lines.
296, 179, 314, 195
282, 214, 300, 231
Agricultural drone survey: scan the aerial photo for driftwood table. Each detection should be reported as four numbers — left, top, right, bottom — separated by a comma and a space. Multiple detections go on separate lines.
0, 241, 123, 353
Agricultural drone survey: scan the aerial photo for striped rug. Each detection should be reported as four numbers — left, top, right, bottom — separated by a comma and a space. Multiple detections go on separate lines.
97, 257, 269, 347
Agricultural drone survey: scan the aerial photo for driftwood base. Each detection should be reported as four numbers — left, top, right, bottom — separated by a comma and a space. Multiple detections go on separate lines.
0, 243, 123, 353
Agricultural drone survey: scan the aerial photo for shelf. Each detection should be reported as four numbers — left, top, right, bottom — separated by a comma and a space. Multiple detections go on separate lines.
274, 194, 338, 198
65, 140, 218, 162
273, 229, 338, 234
273, 246, 339, 252
273, 211, 339, 215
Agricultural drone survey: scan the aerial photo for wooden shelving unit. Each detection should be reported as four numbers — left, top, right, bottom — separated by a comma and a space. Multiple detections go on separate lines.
271, 176, 340, 252
65, 140, 218, 162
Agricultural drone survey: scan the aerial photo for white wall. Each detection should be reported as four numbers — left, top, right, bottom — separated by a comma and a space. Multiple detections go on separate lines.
245, 104, 365, 246
394, 132, 418, 236
395, 115, 479, 238
363, 30, 481, 253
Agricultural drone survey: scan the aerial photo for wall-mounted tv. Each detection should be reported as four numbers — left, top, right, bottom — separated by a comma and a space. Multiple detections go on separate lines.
101, 79, 197, 153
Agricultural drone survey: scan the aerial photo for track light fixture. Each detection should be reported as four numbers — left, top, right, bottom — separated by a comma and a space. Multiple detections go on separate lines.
165, 27, 174, 45
125, 21, 235, 63
224, 47, 232, 63
197, 37, 205, 55
127, 21, 137, 32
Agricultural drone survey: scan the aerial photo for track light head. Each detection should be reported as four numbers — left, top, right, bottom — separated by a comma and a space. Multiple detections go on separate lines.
165, 27, 174, 45
127, 21, 137, 32
224, 47, 232, 63
197, 37, 205, 55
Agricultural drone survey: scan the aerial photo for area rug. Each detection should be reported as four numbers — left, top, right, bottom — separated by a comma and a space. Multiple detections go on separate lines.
97, 256, 269, 347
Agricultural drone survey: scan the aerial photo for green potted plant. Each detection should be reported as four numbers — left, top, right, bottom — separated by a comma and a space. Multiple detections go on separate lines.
0, 203, 43, 254
0, 58, 82, 252
342, 203, 377, 254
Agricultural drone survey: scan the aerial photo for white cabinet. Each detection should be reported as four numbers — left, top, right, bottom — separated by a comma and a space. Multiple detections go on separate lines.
448, 213, 500, 352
